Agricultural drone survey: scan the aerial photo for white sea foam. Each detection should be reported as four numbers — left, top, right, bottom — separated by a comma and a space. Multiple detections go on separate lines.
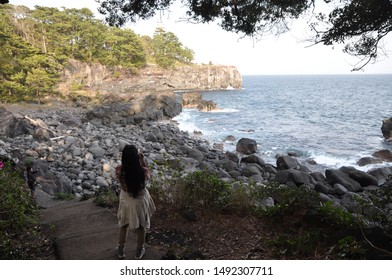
310, 154, 357, 169
208, 108, 240, 113
173, 109, 202, 134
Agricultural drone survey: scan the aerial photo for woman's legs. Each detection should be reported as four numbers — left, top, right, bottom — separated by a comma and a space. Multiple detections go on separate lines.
135, 227, 146, 259
118, 224, 128, 247
116, 224, 128, 258
136, 227, 145, 248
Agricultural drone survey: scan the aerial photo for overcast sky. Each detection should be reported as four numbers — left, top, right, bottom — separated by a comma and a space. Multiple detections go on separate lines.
10, 0, 392, 75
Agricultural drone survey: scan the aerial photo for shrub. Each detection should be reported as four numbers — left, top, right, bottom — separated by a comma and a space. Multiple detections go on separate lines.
172, 171, 231, 211
254, 183, 319, 219
318, 201, 355, 228
93, 189, 119, 209
0, 162, 41, 259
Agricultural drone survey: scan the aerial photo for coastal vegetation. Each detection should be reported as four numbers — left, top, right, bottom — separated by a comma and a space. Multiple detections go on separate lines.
0, 161, 54, 259
0, 4, 194, 103
92, 158, 392, 260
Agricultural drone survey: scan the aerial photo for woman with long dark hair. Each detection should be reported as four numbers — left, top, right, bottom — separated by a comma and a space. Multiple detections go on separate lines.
115, 145, 155, 259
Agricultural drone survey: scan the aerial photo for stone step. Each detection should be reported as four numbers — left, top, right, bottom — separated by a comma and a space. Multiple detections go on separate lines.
40, 198, 161, 260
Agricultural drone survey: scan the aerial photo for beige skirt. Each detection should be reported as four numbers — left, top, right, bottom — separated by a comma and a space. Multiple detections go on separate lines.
117, 188, 156, 229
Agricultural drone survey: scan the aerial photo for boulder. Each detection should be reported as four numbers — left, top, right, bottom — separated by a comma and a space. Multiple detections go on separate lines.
225, 135, 236, 142
187, 148, 204, 162
372, 150, 392, 162
37, 172, 73, 195
275, 169, 314, 187
339, 166, 379, 187
160, 95, 182, 118
86, 94, 181, 125
325, 169, 363, 192
236, 138, 257, 155
381, 117, 392, 140
276, 155, 300, 170
221, 159, 238, 172
357, 157, 383, 167
0, 107, 31, 137
88, 142, 105, 158
197, 100, 217, 111
310, 172, 327, 183
368, 167, 392, 185
225, 151, 240, 163
181, 92, 216, 111
240, 154, 266, 167
315, 182, 331, 194
241, 164, 263, 177
333, 184, 349, 196
33, 127, 54, 142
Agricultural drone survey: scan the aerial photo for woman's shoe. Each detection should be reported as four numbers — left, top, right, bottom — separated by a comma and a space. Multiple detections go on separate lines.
116, 246, 125, 259
135, 247, 145, 259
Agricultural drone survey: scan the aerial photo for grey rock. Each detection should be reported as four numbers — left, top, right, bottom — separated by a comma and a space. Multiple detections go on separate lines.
187, 148, 204, 162
315, 182, 331, 194
221, 159, 238, 172
96, 177, 109, 188
310, 172, 327, 183
275, 169, 314, 187
381, 117, 392, 140
319, 193, 332, 202
276, 155, 300, 170
225, 151, 239, 163
88, 145, 105, 158
368, 167, 392, 185
240, 154, 265, 167
241, 164, 262, 177
236, 138, 257, 155
340, 192, 363, 213
33, 127, 53, 142
333, 183, 348, 196
0, 107, 31, 137
325, 169, 363, 192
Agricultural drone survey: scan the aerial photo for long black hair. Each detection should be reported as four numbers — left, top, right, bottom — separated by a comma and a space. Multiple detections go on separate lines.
121, 145, 145, 197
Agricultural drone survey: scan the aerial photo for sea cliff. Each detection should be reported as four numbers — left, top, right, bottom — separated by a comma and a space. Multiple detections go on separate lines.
59, 60, 242, 98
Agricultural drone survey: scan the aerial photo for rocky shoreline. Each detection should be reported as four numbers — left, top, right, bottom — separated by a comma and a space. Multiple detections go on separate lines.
1, 102, 392, 228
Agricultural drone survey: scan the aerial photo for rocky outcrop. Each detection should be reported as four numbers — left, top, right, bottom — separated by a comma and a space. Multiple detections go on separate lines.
381, 117, 392, 141
86, 94, 181, 125
182, 92, 217, 112
59, 60, 242, 98
0, 107, 31, 137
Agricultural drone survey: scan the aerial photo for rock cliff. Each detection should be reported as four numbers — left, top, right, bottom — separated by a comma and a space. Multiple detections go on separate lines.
59, 60, 242, 97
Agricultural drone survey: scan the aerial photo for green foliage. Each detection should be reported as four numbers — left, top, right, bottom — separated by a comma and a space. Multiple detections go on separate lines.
0, 162, 40, 259
150, 160, 230, 211
174, 170, 231, 210
0, 4, 195, 103
93, 189, 119, 208
254, 183, 319, 218
318, 201, 355, 228
333, 236, 367, 260
54, 192, 75, 201
152, 27, 194, 68
227, 182, 259, 214
269, 231, 327, 259
99, 27, 146, 68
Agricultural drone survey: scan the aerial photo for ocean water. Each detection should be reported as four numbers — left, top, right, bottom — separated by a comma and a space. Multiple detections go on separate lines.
173, 75, 392, 172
